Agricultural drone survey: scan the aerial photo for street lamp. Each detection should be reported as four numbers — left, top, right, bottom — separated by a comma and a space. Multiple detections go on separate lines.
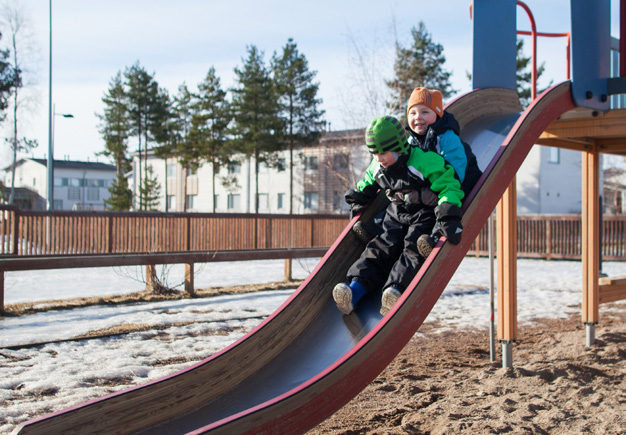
46, 103, 74, 210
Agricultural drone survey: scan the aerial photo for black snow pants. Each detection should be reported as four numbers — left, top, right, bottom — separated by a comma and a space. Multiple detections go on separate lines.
346, 203, 436, 294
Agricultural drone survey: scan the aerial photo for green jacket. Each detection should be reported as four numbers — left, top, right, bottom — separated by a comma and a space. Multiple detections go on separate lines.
356, 147, 464, 207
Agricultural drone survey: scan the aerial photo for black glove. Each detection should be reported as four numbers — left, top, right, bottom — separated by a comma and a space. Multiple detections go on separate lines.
385, 189, 405, 204
433, 202, 463, 245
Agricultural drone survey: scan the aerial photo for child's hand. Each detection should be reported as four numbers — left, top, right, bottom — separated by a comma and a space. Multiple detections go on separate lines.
433, 203, 463, 245
404, 188, 438, 207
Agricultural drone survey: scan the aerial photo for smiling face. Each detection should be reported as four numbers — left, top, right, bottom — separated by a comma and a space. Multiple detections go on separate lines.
372, 151, 398, 168
407, 104, 438, 135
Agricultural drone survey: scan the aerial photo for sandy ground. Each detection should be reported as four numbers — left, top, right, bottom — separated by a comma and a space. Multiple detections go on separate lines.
309, 307, 625, 434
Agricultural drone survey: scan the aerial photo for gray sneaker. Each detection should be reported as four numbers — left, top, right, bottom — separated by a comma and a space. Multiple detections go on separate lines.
380, 287, 402, 316
333, 282, 354, 315
417, 234, 436, 259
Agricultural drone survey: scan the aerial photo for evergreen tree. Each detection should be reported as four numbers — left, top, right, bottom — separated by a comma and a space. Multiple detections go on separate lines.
272, 38, 325, 214
516, 39, 549, 108
386, 22, 455, 119
104, 173, 132, 211
190, 67, 232, 212
230, 45, 283, 213
137, 165, 161, 212
97, 71, 130, 176
124, 62, 168, 210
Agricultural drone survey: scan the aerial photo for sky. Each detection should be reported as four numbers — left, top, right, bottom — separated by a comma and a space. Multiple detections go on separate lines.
0, 0, 622, 167
1, 256, 625, 432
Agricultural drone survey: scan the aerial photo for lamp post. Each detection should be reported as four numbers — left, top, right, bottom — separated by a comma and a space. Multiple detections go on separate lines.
46, 103, 74, 210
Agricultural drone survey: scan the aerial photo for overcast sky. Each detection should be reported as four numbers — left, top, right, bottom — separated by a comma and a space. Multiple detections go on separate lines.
0, 0, 621, 166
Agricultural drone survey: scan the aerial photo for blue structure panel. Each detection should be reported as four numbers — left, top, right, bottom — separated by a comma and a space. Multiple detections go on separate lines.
472, 0, 517, 91
570, 0, 610, 111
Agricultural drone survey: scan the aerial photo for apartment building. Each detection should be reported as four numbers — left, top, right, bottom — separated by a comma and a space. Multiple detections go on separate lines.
3, 158, 117, 211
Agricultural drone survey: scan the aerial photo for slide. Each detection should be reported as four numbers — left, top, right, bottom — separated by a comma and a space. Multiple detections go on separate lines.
13, 82, 577, 435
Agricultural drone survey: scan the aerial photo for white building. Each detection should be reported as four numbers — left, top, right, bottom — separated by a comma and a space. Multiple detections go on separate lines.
517, 145, 583, 214
3, 158, 117, 211
127, 126, 586, 216
130, 129, 369, 214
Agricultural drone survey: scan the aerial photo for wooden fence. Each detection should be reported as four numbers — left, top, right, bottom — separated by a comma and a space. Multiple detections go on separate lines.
0, 205, 346, 256
1, 205, 625, 260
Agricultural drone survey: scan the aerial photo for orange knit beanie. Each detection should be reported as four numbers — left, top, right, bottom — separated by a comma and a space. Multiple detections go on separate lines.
407, 87, 443, 118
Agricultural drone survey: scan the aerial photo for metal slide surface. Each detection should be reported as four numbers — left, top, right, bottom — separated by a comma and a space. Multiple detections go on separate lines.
13, 82, 577, 435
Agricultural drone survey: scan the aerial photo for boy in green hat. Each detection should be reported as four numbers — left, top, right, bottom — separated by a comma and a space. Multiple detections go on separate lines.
334, 115, 464, 316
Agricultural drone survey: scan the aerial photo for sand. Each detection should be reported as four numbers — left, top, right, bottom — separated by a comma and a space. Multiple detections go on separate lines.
310, 307, 625, 434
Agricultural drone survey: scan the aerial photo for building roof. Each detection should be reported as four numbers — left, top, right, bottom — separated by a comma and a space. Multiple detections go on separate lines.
5, 158, 116, 172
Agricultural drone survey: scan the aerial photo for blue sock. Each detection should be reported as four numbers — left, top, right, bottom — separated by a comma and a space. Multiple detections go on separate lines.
349, 280, 367, 305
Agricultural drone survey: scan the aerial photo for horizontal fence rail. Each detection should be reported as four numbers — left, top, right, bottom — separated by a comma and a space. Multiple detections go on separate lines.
1, 205, 625, 260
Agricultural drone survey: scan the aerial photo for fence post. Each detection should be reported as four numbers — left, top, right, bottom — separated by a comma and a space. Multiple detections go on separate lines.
546, 218, 552, 260
146, 265, 157, 291
284, 258, 293, 281
11, 208, 19, 255
185, 263, 195, 296
0, 269, 4, 314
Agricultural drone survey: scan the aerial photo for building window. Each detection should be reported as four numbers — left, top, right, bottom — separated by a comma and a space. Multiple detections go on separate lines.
87, 189, 99, 201
167, 195, 176, 211
186, 167, 197, 177
54, 177, 67, 187
333, 191, 349, 211
53, 199, 63, 210
185, 194, 197, 210
228, 162, 241, 174
68, 188, 81, 200
304, 156, 318, 171
214, 194, 219, 209
257, 193, 269, 210
548, 147, 560, 164
32, 178, 36, 186
304, 191, 319, 210
277, 158, 286, 172
334, 154, 349, 170
277, 193, 285, 209
227, 193, 241, 210
167, 164, 176, 178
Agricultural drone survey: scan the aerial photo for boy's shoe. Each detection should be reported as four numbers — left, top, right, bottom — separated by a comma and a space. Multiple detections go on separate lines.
333, 282, 354, 315
352, 221, 380, 243
380, 287, 402, 316
417, 234, 437, 259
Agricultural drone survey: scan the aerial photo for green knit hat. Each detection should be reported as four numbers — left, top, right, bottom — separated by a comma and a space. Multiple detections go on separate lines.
365, 116, 409, 155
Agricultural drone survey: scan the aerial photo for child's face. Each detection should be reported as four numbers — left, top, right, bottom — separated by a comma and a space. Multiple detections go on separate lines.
372, 151, 397, 168
408, 104, 438, 135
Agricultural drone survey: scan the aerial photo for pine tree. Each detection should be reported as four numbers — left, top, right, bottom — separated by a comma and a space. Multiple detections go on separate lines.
124, 62, 169, 210
516, 39, 549, 108
137, 165, 161, 212
190, 67, 232, 212
104, 173, 132, 211
97, 71, 130, 176
272, 38, 325, 214
230, 45, 283, 213
386, 22, 455, 119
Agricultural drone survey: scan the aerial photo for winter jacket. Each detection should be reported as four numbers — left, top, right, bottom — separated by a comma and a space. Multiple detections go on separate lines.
407, 111, 482, 197
355, 147, 464, 208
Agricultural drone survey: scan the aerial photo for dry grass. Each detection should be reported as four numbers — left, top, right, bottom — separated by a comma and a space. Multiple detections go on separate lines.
2, 280, 304, 318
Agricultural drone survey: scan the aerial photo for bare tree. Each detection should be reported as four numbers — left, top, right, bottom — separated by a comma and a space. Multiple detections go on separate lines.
0, 0, 39, 204
336, 18, 399, 130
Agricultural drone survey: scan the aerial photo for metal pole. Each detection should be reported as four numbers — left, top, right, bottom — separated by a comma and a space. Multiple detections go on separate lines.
489, 210, 496, 362
46, 0, 53, 210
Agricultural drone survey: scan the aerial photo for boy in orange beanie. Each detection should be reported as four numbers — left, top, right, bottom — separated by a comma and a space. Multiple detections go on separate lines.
406, 87, 482, 258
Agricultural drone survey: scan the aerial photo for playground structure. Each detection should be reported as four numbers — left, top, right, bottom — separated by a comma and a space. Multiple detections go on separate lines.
11, 1, 626, 434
